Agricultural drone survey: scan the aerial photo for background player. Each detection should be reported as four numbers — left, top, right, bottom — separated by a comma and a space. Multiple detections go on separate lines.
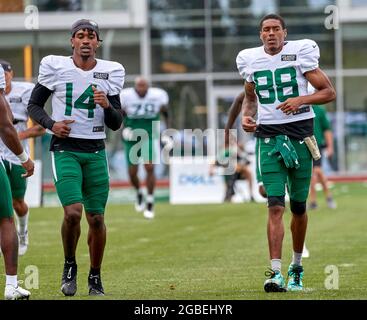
120, 77, 169, 219
225, 91, 266, 198
0, 60, 45, 256
308, 86, 337, 210
0, 64, 34, 300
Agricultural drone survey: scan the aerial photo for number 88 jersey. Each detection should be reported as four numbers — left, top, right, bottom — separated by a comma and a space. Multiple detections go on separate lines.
236, 39, 318, 125
38, 55, 125, 139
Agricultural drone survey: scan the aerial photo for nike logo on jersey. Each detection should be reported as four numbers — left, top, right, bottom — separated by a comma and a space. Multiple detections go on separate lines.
312, 45, 317, 48
299, 140, 305, 144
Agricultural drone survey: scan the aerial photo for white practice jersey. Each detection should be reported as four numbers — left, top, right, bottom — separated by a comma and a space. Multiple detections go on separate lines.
0, 81, 35, 165
38, 55, 125, 139
236, 39, 318, 125
120, 87, 169, 120
0, 65, 4, 89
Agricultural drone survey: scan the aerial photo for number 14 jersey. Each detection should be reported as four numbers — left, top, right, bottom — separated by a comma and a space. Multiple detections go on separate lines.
236, 39, 319, 125
38, 55, 125, 139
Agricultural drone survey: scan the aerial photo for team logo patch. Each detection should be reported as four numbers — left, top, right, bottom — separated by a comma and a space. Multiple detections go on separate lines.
92, 126, 104, 132
265, 138, 270, 144
9, 97, 22, 103
93, 72, 109, 80
281, 54, 297, 61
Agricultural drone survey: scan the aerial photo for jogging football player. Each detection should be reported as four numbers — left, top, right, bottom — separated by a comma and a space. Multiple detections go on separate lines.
0, 60, 45, 256
237, 14, 336, 292
120, 77, 169, 219
0, 64, 34, 300
28, 19, 125, 296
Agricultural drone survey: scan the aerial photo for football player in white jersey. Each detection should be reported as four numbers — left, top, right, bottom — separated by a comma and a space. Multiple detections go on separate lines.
0, 64, 34, 300
28, 19, 125, 297
120, 77, 169, 219
237, 14, 335, 292
0, 60, 45, 256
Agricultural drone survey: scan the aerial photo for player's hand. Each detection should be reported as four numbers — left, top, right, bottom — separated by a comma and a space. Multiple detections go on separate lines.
242, 116, 257, 132
161, 133, 174, 149
21, 158, 34, 178
122, 127, 134, 141
51, 120, 75, 138
18, 131, 26, 140
92, 86, 109, 108
276, 97, 304, 115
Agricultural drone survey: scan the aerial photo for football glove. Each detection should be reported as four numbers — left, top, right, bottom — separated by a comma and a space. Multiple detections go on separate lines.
268, 135, 300, 169
161, 133, 174, 149
122, 127, 134, 141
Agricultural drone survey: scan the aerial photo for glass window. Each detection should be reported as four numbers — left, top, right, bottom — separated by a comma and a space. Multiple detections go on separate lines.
150, 2, 206, 73
343, 23, 367, 68
343, 76, 367, 172
151, 29, 206, 73
153, 81, 207, 130
29, 0, 128, 11
211, 1, 335, 72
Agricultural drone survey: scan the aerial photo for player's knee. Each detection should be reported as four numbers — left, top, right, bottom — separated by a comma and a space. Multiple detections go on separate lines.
64, 206, 82, 225
87, 214, 105, 230
290, 200, 307, 215
145, 164, 154, 174
267, 196, 285, 208
12, 199, 28, 215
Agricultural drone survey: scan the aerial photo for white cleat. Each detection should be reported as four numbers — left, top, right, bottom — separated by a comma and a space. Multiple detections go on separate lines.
135, 202, 145, 213
143, 209, 155, 220
18, 231, 29, 256
302, 244, 310, 258
4, 285, 31, 300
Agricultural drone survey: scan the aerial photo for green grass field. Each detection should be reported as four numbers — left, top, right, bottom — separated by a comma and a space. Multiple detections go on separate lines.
3, 182, 367, 300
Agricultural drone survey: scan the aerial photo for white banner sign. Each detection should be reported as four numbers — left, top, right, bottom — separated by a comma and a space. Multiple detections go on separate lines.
169, 157, 225, 204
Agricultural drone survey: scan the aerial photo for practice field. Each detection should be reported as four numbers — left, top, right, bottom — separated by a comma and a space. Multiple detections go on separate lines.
3, 182, 367, 300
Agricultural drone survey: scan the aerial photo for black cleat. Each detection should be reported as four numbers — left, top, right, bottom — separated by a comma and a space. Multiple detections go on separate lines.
61, 263, 77, 296
88, 273, 105, 296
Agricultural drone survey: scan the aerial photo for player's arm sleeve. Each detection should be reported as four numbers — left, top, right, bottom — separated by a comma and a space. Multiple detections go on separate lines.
299, 40, 320, 74
104, 94, 123, 131
236, 51, 253, 82
27, 83, 55, 130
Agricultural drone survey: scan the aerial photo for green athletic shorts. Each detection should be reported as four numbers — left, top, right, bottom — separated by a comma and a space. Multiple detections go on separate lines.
51, 150, 109, 214
0, 161, 14, 218
123, 134, 159, 166
256, 136, 312, 202
3, 160, 27, 199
